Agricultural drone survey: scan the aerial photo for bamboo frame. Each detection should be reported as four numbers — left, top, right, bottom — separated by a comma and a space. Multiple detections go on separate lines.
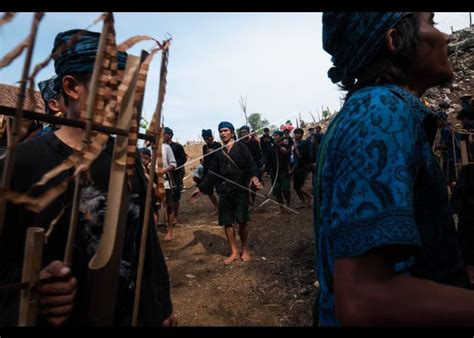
0, 11, 170, 327
64, 12, 112, 266
83, 55, 141, 326
132, 41, 170, 327
0, 13, 43, 238
18, 227, 44, 326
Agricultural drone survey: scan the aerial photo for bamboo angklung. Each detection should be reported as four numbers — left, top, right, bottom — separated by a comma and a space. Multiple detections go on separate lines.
82, 54, 141, 326
0, 12, 16, 26
64, 12, 114, 266
125, 48, 160, 188
132, 39, 170, 326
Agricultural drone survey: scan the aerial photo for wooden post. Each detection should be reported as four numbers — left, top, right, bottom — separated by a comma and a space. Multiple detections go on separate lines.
18, 227, 44, 326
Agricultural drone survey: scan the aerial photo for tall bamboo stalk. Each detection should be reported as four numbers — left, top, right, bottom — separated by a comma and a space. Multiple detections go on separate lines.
132, 42, 169, 326
64, 12, 111, 266
0, 12, 43, 238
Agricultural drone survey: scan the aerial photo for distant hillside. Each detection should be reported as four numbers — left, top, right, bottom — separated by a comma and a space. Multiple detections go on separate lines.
422, 25, 474, 122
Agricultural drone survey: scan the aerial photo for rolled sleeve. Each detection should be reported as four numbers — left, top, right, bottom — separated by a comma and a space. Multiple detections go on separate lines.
328, 88, 423, 258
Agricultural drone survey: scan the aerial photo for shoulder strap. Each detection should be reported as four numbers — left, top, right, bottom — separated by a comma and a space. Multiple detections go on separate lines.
221, 147, 243, 174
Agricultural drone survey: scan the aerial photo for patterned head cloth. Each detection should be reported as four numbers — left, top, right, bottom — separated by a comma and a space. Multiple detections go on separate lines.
218, 121, 235, 132
139, 147, 152, 156
239, 125, 250, 133
322, 12, 412, 84
52, 29, 127, 78
164, 127, 173, 135
273, 130, 284, 137
435, 111, 448, 121
38, 76, 60, 114
201, 129, 213, 138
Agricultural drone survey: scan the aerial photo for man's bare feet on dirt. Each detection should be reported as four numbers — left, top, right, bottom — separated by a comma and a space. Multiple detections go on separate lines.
240, 250, 251, 262
163, 232, 173, 242
224, 253, 240, 265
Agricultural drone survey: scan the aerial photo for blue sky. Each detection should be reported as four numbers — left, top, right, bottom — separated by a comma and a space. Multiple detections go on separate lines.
0, 12, 471, 143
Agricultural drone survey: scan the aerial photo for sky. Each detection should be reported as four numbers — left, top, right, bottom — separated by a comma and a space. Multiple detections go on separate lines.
0, 12, 471, 144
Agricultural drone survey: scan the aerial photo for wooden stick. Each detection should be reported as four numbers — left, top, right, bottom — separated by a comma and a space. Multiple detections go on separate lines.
83, 55, 141, 326
0, 13, 43, 238
18, 227, 44, 326
132, 43, 169, 326
0, 107, 156, 142
64, 13, 111, 266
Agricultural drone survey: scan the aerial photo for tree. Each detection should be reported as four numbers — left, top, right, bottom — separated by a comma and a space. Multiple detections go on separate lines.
140, 116, 149, 130
322, 110, 330, 120
248, 113, 270, 133
239, 95, 249, 125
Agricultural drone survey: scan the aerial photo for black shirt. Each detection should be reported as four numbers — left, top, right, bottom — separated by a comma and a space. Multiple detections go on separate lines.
168, 142, 187, 168
266, 142, 291, 179
241, 139, 261, 166
169, 141, 187, 187
259, 134, 273, 154
199, 141, 258, 196
0, 131, 172, 326
202, 141, 221, 177
294, 139, 311, 173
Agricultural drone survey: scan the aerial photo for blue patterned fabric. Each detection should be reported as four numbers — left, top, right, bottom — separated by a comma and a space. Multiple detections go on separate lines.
201, 129, 212, 138
322, 12, 412, 84
53, 29, 127, 77
218, 121, 234, 132
314, 84, 466, 326
38, 76, 60, 115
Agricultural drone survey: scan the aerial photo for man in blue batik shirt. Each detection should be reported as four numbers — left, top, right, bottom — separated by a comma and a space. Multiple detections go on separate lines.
314, 12, 474, 326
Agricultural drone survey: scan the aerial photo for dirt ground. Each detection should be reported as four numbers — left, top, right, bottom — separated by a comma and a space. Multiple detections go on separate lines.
156, 144, 318, 326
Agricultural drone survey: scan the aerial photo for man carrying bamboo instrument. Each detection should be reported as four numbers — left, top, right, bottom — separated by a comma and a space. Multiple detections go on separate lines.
194, 121, 262, 265
0, 29, 174, 326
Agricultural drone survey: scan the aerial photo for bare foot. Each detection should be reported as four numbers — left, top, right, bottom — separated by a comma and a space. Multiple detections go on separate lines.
240, 250, 251, 262
224, 253, 240, 265
163, 232, 173, 242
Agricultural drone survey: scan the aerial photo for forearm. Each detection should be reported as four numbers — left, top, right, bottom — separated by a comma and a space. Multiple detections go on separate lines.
337, 271, 474, 326
163, 165, 175, 174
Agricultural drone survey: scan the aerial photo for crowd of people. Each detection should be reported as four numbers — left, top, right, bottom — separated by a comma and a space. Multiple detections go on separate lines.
1, 11, 474, 327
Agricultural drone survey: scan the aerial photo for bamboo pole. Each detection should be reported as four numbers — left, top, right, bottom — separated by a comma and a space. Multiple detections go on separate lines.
83, 55, 141, 326
18, 227, 44, 326
0, 107, 155, 142
64, 13, 111, 266
132, 43, 169, 326
0, 13, 43, 238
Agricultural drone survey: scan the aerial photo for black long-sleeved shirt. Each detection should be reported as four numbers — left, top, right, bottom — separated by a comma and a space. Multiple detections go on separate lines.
199, 141, 258, 196
266, 142, 291, 179
241, 139, 261, 165
0, 131, 172, 326
202, 141, 221, 177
